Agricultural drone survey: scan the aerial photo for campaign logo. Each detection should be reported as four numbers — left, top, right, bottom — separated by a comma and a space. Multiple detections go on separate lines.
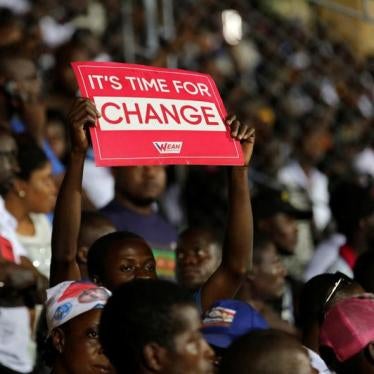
53, 302, 73, 322
153, 142, 183, 154
202, 307, 236, 327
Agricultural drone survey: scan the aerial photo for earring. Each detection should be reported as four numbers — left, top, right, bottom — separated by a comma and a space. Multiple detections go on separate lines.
18, 190, 26, 198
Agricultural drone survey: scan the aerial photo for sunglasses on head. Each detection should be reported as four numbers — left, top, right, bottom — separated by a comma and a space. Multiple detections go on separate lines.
324, 272, 353, 307
319, 272, 353, 323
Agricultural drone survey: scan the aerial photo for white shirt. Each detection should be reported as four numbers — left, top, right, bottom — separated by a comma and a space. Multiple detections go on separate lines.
354, 147, 374, 178
0, 307, 33, 373
304, 233, 346, 281
82, 158, 114, 209
278, 161, 331, 231
306, 347, 333, 373
17, 214, 52, 278
0, 197, 26, 263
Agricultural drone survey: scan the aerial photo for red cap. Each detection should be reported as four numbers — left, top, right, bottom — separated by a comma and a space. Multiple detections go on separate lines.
320, 295, 374, 362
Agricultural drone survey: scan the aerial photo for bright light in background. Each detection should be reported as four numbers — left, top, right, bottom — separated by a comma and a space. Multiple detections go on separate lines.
222, 9, 243, 45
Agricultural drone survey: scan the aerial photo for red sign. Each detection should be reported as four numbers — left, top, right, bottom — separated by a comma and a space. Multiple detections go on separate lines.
72, 62, 243, 166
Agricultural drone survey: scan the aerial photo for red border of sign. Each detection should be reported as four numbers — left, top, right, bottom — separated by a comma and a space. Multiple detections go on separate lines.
72, 62, 243, 166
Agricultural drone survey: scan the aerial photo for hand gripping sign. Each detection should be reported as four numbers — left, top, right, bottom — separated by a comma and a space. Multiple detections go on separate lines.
72, 62, 243, 166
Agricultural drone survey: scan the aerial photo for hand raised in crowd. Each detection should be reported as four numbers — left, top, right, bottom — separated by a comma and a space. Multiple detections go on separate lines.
68, 98, 101, 153
225, 114, 255, 166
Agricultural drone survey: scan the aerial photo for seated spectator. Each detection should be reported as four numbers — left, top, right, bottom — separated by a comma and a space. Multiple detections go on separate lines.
45, 280, 114, 374
305, 179, 374, 279
237, 234, 296, 334
0, 253, 45, 374
201, 299, 268, 368
278, 114, 332, 233
219, 329, 315, 374
252, 188, 312, 256
278, 115, 332, 278
0, 126, 48, 373
45, 109, 69, 165
100, 163, 177, 279
308, 179, 374, 279
320, 295, 374, 374
0, 54, 65, 179
0, 127, 29, 262
4, 136, 56, 277
176, 227, 221, 292
86, 230, 157, 290
299, 272, 364, 373
354, 250, 374, 293
99, 279, 214, 374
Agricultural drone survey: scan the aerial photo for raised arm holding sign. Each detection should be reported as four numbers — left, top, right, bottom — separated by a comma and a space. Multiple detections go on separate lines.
51, 63, 253, 310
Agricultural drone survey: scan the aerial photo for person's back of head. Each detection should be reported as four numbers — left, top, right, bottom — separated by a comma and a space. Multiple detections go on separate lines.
79, 211, 116, 249
299, 272, 363, 352
219, 329, 313, 374
99, 279, 214, 374
299, 272, 362, 331
77, 211, 115, 279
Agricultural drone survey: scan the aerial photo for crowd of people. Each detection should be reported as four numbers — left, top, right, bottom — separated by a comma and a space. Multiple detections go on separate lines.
0, 0, 373, 373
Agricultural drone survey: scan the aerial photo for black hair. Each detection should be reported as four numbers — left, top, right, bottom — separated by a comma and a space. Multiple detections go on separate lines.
46, 109, 67, 126
87, 230, 148, 282
178, 226, 224, 251
99, 279, 194, 373
354, 251, 374, 293
15, 135, 48, 181
252, 233, 275, 266
299, 273, 357, 330
78, 211, 114, 246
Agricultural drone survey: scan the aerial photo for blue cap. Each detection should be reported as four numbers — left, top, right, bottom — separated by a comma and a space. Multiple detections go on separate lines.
201, 299, 268, 349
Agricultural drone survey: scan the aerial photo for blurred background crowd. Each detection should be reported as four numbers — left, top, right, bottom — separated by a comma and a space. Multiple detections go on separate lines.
0, 0, 373, 373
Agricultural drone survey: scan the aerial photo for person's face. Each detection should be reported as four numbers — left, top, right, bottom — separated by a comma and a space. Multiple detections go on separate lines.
45, 121, 67, 160
251, 242, 287, 300
19, 162, 56, 213
261, 213, 298, 255
78, 288, 109, 303
161, 305, 214, 374
3, 58, 41, 103
56, 309, 114, 374
114, 166, 166, 206
0, 134, 18, 195
176, 230, 221, 291
101, 239, 157, 290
